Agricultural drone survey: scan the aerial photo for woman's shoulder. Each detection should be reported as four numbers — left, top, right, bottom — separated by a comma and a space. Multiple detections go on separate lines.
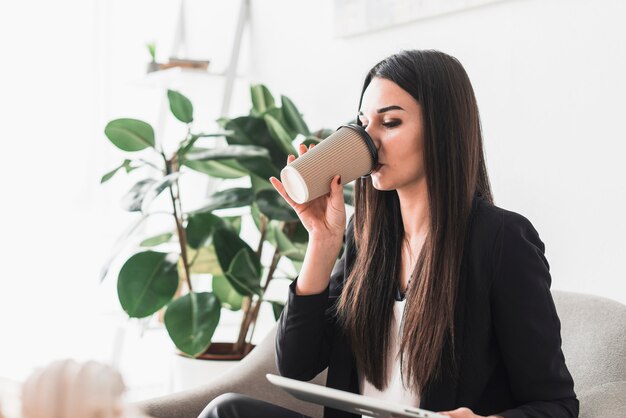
469, 194, 544, 252
466, 195, 550, 291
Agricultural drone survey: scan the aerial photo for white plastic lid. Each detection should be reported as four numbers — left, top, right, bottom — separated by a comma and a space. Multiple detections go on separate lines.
280, 165, 309, 204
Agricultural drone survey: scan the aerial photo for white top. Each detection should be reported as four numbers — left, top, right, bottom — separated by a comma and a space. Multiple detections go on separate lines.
358, 299, 421, 415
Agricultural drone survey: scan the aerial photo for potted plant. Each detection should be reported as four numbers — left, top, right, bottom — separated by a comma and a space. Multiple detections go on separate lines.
101, 84, 352, 361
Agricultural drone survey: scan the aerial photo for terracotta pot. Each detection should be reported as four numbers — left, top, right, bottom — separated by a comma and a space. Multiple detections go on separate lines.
176, 343, 254, 361
194, 342, 255, 360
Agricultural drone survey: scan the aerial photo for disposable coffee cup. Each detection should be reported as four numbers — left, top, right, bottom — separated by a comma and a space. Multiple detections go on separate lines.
280, 124, 378, 204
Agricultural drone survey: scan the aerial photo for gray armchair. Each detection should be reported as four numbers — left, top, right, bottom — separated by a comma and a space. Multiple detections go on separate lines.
138, 291, 626, 418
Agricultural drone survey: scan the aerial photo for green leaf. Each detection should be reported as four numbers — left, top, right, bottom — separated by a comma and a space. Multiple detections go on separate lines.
164, 292, 220, 357
250, 202, 263, 231
182, 158, 248, 179
104, 119, 155, 151
147, 42, 156, 61
301, 137, 321, 148
101, 159, 132, 184
117, 251, 179, 318
140, 232, 173, 247
263, 107, 297, 141
264, 220, 278, 247
260, 107, 287, 128
270, 223, 305, 261
223, 216, 242, 235
291, 221, 309, 243
255, 189, 298, 221
225, 249, 262, 296
141, 172, 180, 212
121, 178, 158, 212
188, 245, 222, 275
167, 90, 194, 123
223, 116, 288, 169
264, 114, 297, 156
281, 95, 310, 135
176, 132, 229, 159
177, 136, 201, 160
250, 84, 275, 115
185, 145, 270, 161
186, 212, 223, 249
212, 227, 260, 275
250, 173, 274, 193
191, 188, 254, 214
240, 158, 280, 180
270, 301, 285, 320
212, 275, 244, 311
123, 159, 136, 173
222, 117, 256, 145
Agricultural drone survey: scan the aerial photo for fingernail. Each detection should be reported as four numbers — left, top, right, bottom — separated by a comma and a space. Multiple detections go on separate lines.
337, 176, 341, 185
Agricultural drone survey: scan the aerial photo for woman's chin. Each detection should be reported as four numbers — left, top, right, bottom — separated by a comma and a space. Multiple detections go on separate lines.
371, 175, 394, 191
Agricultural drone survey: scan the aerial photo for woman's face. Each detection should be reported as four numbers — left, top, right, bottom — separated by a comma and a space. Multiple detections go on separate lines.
358, 77, 425, 192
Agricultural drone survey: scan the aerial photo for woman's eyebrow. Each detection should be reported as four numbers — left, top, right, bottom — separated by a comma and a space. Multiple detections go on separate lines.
358, 105, 405, 115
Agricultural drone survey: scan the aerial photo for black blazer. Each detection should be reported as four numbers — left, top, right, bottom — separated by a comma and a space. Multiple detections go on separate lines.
276, 196, 579, 418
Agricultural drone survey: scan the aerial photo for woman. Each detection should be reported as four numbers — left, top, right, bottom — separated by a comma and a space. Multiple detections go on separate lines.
200, 50, 578, 418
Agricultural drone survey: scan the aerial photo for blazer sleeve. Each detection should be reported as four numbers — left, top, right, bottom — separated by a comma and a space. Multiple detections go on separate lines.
491, 212, 579, 418
275, 217, 354, 381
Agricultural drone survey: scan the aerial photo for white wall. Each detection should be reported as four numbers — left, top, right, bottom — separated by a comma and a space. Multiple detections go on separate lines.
247, 0, 626, 303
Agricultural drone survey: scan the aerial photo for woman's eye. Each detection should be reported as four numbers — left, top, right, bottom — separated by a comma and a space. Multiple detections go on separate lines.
382, 120, 401, 128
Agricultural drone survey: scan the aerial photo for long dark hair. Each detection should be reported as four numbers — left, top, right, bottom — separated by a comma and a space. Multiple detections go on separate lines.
336, 50, 493, 392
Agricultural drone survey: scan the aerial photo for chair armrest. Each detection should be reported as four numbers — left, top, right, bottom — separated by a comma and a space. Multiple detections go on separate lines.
136, 326, 326, 418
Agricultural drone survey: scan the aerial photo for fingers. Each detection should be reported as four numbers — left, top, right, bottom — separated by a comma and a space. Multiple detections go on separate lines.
269, 176, 298, 207
437, 407, 477, 418
287, 143, 316, 166
298, 142, 315, 155
329, 174, 345, 209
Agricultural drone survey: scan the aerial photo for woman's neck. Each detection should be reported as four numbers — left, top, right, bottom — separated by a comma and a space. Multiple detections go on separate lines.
397, 178, 430, 241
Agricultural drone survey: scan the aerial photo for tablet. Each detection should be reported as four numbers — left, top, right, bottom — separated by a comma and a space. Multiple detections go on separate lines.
266, 373, 446, 418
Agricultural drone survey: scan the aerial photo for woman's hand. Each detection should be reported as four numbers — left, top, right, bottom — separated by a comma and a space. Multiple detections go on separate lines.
271, 143, 347, 295
439, 408, 502, 418
270, 143, 346, 244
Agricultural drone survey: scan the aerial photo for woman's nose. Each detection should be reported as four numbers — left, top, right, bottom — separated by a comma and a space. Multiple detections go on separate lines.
364, 125, 381, 151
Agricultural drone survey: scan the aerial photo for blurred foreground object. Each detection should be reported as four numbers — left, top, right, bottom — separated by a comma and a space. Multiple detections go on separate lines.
21, 360, 149, 418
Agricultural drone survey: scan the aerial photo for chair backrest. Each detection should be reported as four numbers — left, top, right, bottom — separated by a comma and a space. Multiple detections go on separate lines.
552, 290, 626, 417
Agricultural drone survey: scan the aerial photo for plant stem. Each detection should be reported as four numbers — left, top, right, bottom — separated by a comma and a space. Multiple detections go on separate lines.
234, 296, 251, 353
234, 217, 269, 353
247, 222, 297, 345
163, 152, 193, 293
188, 248, 201, 268
236, 245, 282, 353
